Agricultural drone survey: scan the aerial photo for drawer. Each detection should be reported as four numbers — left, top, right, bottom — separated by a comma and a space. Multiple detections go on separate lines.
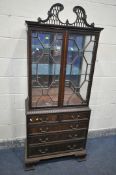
28, 120, 89, 134
27, 114, 59, 124
28, 139, 85, 157
27, 111, 90, 124
28, 129, 87, 144
58, 111, 90, 121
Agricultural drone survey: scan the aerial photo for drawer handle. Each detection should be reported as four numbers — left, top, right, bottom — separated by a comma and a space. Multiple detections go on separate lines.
71, 115, 75, 119
39, 137, 49, 143
29, 118, 33, 122
45, 137, 49, 141
40, 128, 45, 133
39, 118, 43, 122
67, 144, 76, 150
76, 124, 79, 128
39, 138, 42, 142
71, 114, 80, 119
36, 117, 39, 121
38, 148, 48, 154
40, 127, 48, 133
68, 134, 78, 138
40, 128, 43, 132
70, 124, 79, 129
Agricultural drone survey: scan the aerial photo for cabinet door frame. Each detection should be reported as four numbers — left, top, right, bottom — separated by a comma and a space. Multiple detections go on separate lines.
27, 25, 100, 109
62, 30, 100, 107
27, 26, 66, 109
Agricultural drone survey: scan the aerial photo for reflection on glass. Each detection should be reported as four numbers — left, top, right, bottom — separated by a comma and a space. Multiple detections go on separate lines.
64, 35, 95, 105
31, 31, 63, 107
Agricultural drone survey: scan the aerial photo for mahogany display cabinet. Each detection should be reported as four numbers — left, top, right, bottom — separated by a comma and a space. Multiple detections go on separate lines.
25, 3, 103, 165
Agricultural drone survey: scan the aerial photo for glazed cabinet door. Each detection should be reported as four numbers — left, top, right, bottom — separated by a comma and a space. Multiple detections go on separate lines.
28, 28, 97, 109
30, 30, 64, 108
63, 33, 96, 106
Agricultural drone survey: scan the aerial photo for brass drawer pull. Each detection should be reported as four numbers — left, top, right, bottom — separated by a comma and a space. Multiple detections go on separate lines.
39, 127, 48, 133
68, 134, 78, 138
38, 148, 48, 154
76, 124, 79, 128
70, 124, 79, 129
29, 118, 33, 122
45, 137, 49, 141
71, 115, 75, 119
40, 128, 45, 132
39, 138, 42, 142
70, 125, 73, 129
36, 117, 39, 121
67, 144, 76, 150
39, 118, 43, 122
39, 137, 48, 143
40, 128, 43, 132
71, 114, 80, 119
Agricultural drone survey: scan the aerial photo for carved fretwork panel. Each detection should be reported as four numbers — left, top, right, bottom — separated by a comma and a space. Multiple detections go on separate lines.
38, 3, 94, 28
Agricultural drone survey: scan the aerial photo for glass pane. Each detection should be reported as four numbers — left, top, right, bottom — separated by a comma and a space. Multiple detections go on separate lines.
31, 31, 63, 107
64, 34, 95, 106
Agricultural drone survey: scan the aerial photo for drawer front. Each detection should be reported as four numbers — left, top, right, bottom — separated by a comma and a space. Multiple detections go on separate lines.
27, 111, 90, 124
28, 114, 58, 123
59, 111, 90, 121
28, 139, 85, 157
28, 129, 87, 144
28, 120, 88, 134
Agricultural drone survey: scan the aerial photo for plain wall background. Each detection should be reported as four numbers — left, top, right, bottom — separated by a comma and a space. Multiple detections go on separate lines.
0, 0, 116, 141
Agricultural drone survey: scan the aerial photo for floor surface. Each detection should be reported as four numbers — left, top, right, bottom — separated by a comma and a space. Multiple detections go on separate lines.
0, 135, 116, 175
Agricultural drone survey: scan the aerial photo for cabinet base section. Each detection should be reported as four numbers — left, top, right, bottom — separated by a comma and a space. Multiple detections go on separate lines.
25, 148, 86, 166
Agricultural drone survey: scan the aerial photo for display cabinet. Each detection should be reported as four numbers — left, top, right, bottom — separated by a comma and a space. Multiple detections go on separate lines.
25, 3, 103, 165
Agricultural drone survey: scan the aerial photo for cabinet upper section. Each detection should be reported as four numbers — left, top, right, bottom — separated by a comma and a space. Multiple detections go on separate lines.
26, 3, 103, 109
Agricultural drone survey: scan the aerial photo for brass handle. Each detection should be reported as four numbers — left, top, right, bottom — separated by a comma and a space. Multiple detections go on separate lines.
77, 114, 80, 118
76, 124, 79, 128
39, 138, 42, 142
36, 117, 39, 121
68, 134, 78, 138
70, 124, 78, 129
40, 128, 43, 131
39, 118, 43, 122
29, 118, 33, 122
70, 125, 73, 129
39, 137, 49, 143
39, 128, 46, 133
39, 148, 48, 154
39, 127, 48, 133
45, 137, 49, 141
71, 114, 80, 119
71, 115, 75, 119
67, 144, 76, 150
